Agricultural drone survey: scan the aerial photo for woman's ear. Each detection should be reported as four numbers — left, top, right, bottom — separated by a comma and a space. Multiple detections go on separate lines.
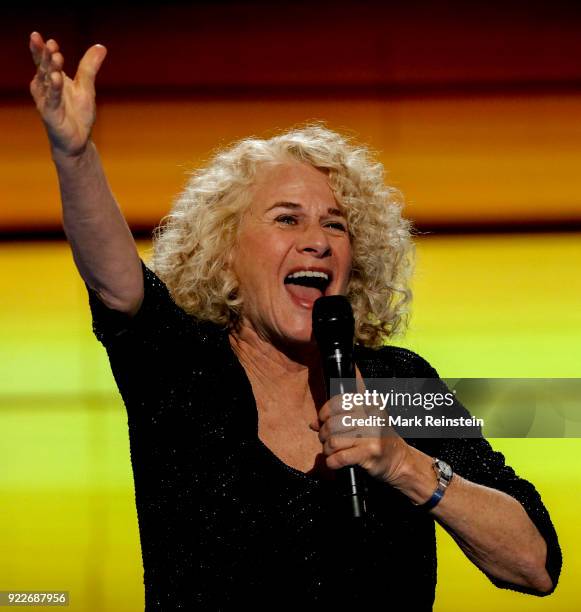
224, 246, 241, 301
225, 245, 236, 271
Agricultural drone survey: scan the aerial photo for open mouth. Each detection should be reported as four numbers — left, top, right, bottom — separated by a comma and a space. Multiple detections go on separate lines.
284, 270, 332, 307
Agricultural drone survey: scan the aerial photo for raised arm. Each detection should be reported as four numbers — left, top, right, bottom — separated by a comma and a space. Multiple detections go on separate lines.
29, 32, 143, 315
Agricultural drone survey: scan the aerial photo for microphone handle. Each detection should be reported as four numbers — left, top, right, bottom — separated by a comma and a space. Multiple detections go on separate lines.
324, 353, 367, 518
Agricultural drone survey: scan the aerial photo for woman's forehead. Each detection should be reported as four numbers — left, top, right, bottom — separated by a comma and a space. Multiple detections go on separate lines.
252, 161, 337, 210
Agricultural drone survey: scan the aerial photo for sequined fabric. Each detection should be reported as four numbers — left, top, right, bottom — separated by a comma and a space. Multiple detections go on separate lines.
87, 261, 561, 610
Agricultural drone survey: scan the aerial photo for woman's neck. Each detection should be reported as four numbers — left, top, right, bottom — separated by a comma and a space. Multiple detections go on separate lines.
229, 321, 327, 412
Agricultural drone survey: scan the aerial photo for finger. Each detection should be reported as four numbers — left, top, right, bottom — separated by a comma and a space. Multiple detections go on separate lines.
50, 51, 64, 73
29, 32, 45, 67
46, 71, 64, 110
45, 38, 59, 55
318, 414, 357, 442
40, 39, 59, 78
318, 394, 347, 423
355, 365, 367, 394
38, 40, 52, 82
325, 444, 365, 469
75, 44, 107, 91
322, 434, 357, 457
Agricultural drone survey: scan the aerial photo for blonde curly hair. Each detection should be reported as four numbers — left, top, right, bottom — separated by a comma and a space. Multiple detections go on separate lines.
149, 124, 414, 347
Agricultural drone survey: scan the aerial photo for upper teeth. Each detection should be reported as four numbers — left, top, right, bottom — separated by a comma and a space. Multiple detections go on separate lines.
287, 270, 330, 281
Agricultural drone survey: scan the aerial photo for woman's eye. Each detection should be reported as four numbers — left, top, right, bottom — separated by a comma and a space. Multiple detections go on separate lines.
276, 215, 297, 225
326, 221, 347, 232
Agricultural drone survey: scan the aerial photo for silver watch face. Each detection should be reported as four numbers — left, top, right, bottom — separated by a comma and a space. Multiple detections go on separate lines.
436, 460, 453, 480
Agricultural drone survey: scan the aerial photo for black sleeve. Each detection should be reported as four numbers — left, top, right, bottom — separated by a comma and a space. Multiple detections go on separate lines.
87, 259, 191, 349
86, 260, 198, 413
410, 353, 562, 596
439, 436, 562, 596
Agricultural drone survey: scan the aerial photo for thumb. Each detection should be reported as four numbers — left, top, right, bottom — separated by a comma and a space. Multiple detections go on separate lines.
308, 419, 320, 432
75, 44, 107, 90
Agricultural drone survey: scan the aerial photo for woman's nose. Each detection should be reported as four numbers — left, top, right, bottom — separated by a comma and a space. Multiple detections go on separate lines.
296, 223, 332, 258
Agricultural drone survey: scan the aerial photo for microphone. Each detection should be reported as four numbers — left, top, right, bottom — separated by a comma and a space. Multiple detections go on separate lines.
312, 295, 366, 518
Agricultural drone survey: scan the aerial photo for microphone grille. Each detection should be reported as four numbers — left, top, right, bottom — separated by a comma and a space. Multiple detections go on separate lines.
312, 295, 355, 349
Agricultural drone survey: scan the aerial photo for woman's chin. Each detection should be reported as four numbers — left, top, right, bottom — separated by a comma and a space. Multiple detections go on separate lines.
275, 321, 316, 349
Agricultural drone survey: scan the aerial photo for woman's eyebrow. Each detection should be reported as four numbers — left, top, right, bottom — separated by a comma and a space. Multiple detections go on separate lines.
326, 207, 344, 217
266, 201, 302, 212
266, 201, 345, 217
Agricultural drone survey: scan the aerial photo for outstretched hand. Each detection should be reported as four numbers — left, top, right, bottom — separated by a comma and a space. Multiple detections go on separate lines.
29, 31, 107, 156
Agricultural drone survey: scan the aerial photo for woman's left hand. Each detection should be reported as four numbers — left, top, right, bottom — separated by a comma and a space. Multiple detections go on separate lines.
310, 393, 412, 487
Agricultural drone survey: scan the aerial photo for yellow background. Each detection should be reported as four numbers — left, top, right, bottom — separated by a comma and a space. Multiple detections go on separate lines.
1, 234, 579, 611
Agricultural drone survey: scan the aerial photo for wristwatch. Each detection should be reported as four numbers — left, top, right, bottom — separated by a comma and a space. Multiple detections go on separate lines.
419, 458, 453, 511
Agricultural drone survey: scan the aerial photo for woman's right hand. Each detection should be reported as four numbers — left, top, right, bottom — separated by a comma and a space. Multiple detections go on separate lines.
29, 32, 107, 157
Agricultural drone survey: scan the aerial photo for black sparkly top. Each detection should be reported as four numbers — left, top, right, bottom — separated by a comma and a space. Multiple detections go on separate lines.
87, 262, 561, 610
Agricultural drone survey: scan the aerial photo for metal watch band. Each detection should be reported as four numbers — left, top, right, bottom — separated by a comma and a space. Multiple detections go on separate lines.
419, 458, 453, 511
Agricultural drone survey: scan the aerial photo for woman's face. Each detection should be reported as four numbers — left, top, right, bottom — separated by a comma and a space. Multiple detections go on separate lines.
232, 161, 352, 347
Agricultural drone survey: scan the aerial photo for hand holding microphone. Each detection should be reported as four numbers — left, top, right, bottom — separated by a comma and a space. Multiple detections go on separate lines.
312, 296, 414, 518
312, 295, 367, 518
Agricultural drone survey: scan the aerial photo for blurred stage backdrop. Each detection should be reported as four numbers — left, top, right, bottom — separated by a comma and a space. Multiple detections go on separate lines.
1, 2, 580, 610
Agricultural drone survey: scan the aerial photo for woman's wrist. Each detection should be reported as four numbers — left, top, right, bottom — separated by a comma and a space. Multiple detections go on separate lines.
390, 445, 439, 506
51, 139, 94, 168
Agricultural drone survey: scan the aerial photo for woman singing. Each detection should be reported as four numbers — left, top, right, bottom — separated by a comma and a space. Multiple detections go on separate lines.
29, 32, 561, 610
